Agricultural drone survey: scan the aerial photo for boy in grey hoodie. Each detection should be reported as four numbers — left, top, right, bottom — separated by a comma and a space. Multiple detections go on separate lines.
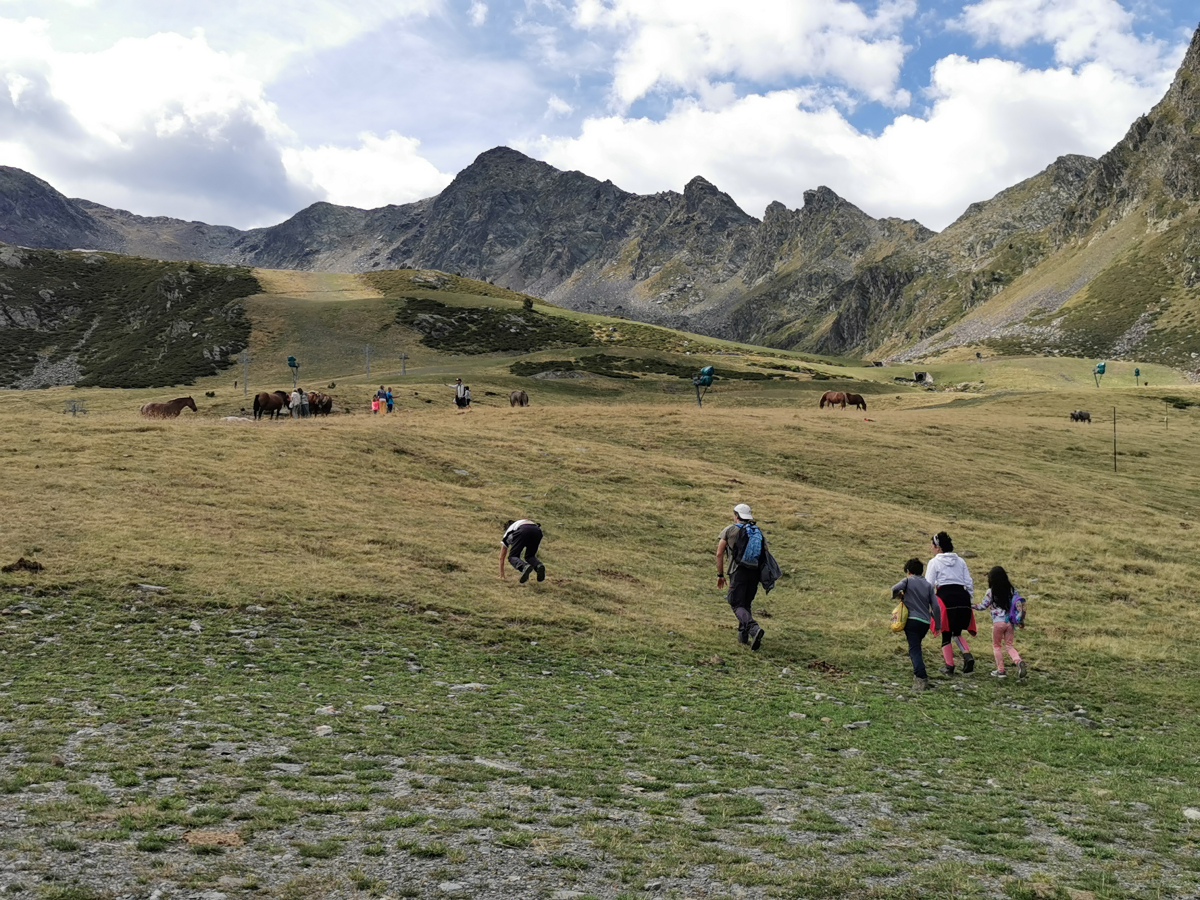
925, 531, 975, 675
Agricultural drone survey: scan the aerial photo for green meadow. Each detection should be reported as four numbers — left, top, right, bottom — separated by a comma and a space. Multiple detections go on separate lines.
1, 270, 1198, 900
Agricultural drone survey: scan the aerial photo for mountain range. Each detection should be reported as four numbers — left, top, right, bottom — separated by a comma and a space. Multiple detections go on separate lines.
2, 24, 1199, 369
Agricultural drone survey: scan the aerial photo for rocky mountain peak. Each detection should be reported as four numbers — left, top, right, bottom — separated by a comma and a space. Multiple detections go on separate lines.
1063, 23, 1200, 233
801, 186, 847, 215
0, 166, 119, 251
682, 176, 754, 226
451, 146, 557, 187
1171, 21, 1200, 106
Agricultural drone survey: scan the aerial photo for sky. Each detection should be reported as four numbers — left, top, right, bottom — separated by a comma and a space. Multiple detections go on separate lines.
0, 1, 1195, 232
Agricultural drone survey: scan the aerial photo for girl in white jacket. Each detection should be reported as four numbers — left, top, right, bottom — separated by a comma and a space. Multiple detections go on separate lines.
925, 531, 975, 676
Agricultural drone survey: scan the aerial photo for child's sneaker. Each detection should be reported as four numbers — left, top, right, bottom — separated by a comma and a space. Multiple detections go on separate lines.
989, 669, 1006, 678
1016, 660, 1027, 679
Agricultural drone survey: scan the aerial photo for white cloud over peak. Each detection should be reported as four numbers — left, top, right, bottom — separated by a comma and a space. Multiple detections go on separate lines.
283, 132, 453, 209
468, 1, 488, 26
956, 0, 1177, 78
572, 0, 917, 108
0, 15, 453, 225
532, 51, 1170, 230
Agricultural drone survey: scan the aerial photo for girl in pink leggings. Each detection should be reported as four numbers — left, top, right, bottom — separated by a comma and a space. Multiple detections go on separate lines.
973, 566, 1027, 679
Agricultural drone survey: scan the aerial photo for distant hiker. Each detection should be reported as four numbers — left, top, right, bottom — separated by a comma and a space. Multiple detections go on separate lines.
892, 558, 937, 691
463, 385, 472, 410
500, 519, 545, 583
973, 566, 1027, 679
716, 503, 768, 651
925, 531, 975, 676
371, 396, 380, 414
299, 388, 310, 418
449, 378, 468, 412
290, 387, 302, 419
385, 388, 394, 414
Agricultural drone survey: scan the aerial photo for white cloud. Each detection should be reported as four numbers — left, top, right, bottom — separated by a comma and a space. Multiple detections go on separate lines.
530, 53, 1173, 230
545, 93, 574, 117
956, 0, 1176, 78
1, 1, 446, 81
468, 1, 487, 26
282, 132, 453, 208
0, 16, 454, 225
571, 0, 917, 108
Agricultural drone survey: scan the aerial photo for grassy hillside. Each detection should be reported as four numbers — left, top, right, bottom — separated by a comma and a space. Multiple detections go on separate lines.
215, 267, 861, 413
1, 372, 1199, 898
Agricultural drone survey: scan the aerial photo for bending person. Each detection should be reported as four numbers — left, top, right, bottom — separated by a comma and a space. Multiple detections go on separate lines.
500, 519, 546, 583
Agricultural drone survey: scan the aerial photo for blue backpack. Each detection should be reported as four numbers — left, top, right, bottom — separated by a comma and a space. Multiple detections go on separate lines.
1006, 591, 1026, 626
734, 523, 764, 568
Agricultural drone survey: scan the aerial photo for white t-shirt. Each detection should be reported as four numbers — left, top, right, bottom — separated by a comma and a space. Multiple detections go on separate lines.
502, 520, 536, 547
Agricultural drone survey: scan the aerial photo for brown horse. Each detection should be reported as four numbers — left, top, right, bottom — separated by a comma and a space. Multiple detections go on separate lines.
819, 391, 846, 409
509, 390, 530, 408
253, 390, 291, 420
306, 392, 333, 416
141, 397, 197, 418
844, 392, 867, 411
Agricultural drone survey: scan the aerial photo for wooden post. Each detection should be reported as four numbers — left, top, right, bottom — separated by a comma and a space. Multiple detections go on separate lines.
239, 349, 252, 397
1113, 407, 1117, 472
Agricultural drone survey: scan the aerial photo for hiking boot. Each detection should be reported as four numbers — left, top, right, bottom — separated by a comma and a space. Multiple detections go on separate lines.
750, 625, 765, 652
1017, 660, 1027, 679
913, 676, 935, 692
961, 653, 976, 674
939, 664, 955, 677
535, 562, 546, 582
737, 628, 750, 646
989, 669, 1006, 678
519, 565, 532, 584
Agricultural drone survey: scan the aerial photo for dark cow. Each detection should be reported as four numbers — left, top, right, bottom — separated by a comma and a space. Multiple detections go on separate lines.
1070, 410, 1092, 423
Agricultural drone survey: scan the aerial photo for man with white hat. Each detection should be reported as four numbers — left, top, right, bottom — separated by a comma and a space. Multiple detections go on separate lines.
716, 503, 766, 650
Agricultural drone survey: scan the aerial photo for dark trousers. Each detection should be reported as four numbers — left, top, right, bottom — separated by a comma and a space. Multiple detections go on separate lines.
727, 567, 760, 637
938, 585, 972, 646
904, 617, 929, 679
506, 525, 542, 573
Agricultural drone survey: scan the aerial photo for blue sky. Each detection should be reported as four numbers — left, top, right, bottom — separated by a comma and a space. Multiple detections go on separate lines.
0, 0, 1195, 231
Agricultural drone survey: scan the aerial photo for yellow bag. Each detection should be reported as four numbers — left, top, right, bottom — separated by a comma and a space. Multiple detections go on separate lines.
890, 601, 908, 633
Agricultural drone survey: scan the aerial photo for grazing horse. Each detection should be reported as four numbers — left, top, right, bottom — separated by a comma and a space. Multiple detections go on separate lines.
140, 397, 197, 418
253, 390, 291, 421
510, 390, 530, 408
844, 392, 867, 411
819, 391, 846, 410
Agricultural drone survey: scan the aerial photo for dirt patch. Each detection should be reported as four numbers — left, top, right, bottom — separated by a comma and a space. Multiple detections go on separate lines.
183, 830, 244, 847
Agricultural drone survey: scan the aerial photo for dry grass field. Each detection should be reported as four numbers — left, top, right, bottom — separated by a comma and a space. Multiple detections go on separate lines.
2, 369, 1200, 900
